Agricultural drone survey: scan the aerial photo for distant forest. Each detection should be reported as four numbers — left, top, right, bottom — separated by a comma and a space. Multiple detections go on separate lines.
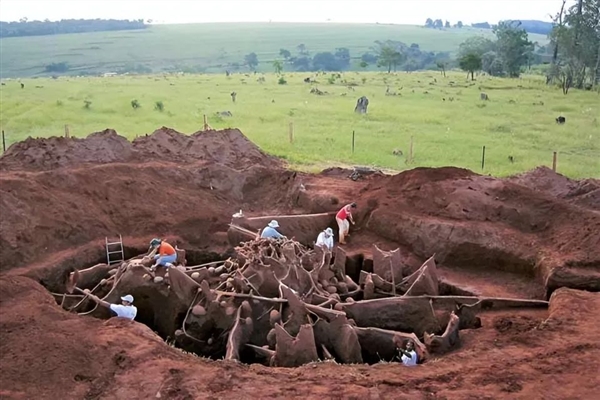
0, 19, 147, 38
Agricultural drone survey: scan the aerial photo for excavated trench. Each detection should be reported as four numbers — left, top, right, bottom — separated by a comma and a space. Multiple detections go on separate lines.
41, 231, 551, 368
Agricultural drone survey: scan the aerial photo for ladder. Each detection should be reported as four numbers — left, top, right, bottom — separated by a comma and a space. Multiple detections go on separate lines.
106, 235, 125, 265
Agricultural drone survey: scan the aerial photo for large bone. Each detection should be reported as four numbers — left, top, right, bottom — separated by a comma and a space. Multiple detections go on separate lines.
401, 255, 439, 296
273, 323, 319, 367
313, 314, 363, 364
424, 312, 460, 355
336, 297, 441, 336
372, 245, 403, 285
225, 301, 254, 361
68, 263, 115, 290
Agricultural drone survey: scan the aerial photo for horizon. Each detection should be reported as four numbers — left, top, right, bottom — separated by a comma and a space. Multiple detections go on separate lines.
0, 0, 562, 25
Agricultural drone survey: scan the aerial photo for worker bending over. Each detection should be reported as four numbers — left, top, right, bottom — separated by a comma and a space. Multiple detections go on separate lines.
336, 203, 356, 244
316, 227, 334, 250
261, 220, 286, 239
85, 292, 137, 321
149, 238, 177, 271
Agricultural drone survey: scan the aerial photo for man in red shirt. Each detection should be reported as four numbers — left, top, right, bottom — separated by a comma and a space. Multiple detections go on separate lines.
149, 238, 177, 271
336, 202, 356, 244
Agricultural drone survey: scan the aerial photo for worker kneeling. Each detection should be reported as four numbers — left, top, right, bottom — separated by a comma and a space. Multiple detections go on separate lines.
261, 220, 286, 240
316, 227, 334, 251
86, 292, 137, 321
149, 238, 177, 271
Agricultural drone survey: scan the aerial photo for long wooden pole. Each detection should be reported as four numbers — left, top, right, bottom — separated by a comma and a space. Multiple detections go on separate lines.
552, 151, 557, 172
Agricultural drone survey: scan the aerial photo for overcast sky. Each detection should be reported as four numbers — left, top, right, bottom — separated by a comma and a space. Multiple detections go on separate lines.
0, 0, 564, 25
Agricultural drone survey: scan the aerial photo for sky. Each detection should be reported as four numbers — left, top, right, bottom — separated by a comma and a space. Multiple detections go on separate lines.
0, 0, 564, 25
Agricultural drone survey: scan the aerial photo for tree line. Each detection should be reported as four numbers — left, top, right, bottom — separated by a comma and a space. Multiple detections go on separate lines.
238, 43, 450, 73
0, 18, 147, 38
424, 18, 553, 35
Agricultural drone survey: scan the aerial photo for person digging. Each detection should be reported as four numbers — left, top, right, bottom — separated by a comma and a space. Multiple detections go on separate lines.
149, 238, 177, 272
395, 338, 418, 366
336, 202, 356, 245
316, 227, 334, 251
260, 220, 286, 240
84, 292, 137, 321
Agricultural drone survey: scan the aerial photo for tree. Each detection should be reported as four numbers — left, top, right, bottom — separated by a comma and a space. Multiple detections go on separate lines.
482, 51, 504, 76
313, 52, 343, 71
290, 56, 311, 71
272, 60, 283, 74
425, 18, 434, 27
434, 19, 444, 29
376, 44, 406, 73
459, 53, 482, 80
457, 21, 464, 28
334, 47, 351, 69
493, 21, 533, 77
244, 52, 259, 70
361, 53, 378, 63
445, 21, 451, 28
297, 44, 308, 55
458, 36, 496, 58
279, 49, 291, 60
436, 61, 447, 77
360, 60, 368, 69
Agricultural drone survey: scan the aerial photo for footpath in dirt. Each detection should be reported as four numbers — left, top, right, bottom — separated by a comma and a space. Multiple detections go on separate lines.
0, 127, 599, 400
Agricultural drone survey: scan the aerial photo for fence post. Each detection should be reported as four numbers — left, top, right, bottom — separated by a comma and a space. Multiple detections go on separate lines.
409, 136, 414, 163
552, 151, 557, 172
289, 122, 294, 144
64, 124, 70, 138
1, 130, 5, 153
203, 115, 208, 131
352, 130, 355, 153
481, 146, 486, 170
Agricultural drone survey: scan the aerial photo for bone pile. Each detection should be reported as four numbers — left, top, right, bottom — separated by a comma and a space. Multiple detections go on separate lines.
57, 238, 549, 367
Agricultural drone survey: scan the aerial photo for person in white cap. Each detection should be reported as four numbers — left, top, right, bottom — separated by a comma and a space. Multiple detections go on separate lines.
260, 220, 286, 240
316, 227, 334, 250
85, 291, 137, 321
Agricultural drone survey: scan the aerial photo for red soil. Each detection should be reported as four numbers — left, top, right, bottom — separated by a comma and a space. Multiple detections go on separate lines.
1, 127, 599, 399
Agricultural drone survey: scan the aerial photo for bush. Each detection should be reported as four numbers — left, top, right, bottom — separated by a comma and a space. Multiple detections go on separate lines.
154, 101, 164, 112
327, 75, 336, 84
45, 62, 69, 73
56, 100, 63, 106
83, 100, 92, 109
131, 99, 141, 109
278, 76, 287, 85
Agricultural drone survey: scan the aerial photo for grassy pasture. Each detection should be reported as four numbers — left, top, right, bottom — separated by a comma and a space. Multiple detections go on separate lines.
0, 23, 548, 78
0, 71, 598, 178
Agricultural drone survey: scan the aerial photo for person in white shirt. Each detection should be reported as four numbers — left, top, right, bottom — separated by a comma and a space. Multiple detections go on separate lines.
316, 227, 334, 250
397, 339, 418, 366
85, 292, 137, 321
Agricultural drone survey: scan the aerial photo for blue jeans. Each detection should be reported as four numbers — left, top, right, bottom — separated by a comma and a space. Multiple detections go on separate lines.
154, 253, 177, 266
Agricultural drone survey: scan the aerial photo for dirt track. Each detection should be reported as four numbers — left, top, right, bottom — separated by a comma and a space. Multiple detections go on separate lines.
1, 127, 599, 399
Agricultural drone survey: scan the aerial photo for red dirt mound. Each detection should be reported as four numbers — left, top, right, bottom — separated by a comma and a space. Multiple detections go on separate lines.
508, 166, 600, 211
0, 127, 281, 172
0, 128, 296, 273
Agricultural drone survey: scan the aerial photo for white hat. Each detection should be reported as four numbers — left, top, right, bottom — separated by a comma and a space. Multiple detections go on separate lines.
268, 220, 279, 228
325, 227, 333, 236
121, 294, 134, 303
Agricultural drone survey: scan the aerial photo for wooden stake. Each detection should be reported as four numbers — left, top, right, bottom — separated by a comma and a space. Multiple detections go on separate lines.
1, 130, 5, 153
64, 124, 70, 138
203, 115, 208, 131
352, 130, 355, 153
409, 136, 414, 163
481, 145, 486, 170
289, 122, 294, 144
552, 151, 557, 172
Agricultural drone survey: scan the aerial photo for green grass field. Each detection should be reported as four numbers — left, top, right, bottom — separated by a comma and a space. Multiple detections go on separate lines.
0, 23, 548, 78
1, 71, 598, 178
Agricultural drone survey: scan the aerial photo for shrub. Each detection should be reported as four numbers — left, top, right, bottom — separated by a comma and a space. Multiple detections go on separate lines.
154, 101, 164, 112
56, 100, 63, 106
131, 99, 141, 109
278, 76, 287, 85
83, 100, 92, 109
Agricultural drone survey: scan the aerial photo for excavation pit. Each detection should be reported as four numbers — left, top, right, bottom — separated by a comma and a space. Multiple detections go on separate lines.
47, 238, 552, 368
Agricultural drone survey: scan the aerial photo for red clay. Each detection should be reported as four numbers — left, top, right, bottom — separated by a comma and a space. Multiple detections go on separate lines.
1, 127, 599, 399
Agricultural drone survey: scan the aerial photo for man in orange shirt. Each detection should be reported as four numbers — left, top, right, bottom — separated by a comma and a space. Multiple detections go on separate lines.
149, 238, 177, 271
